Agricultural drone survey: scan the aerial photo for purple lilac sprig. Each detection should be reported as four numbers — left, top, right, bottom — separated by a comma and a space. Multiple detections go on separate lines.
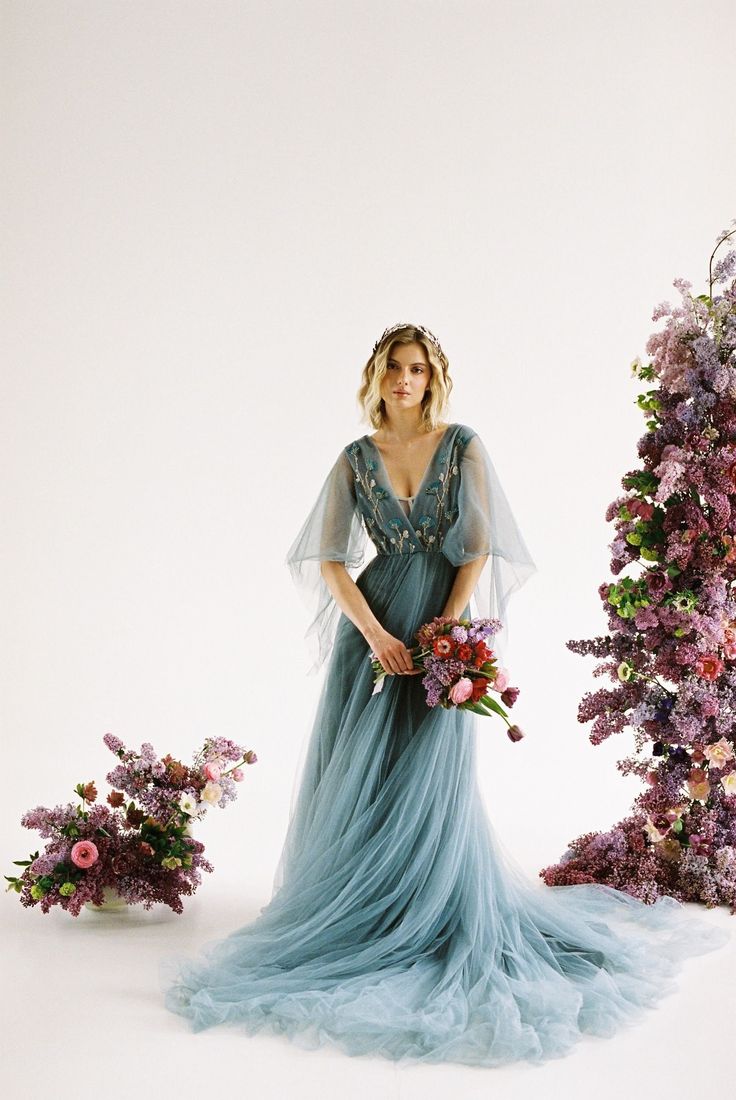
5, 732, 258, 916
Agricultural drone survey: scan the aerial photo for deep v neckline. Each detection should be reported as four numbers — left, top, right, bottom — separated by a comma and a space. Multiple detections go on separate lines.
364, 424, 455, 526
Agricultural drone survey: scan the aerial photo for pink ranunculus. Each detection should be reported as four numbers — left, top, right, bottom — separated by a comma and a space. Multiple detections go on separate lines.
203, 761, 221, 781
493, 668, 510, 692
694, 653, 724, 681
723, 641, 736, 660
70, 840, 99, 869
449, 677, 474, 704
231, 768, 244, 781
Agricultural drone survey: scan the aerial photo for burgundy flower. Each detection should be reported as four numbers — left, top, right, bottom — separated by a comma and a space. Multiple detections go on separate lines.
645, 570, 672, 599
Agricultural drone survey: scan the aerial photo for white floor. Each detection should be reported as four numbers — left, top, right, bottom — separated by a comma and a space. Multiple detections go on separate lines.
3, 871, 734, 1100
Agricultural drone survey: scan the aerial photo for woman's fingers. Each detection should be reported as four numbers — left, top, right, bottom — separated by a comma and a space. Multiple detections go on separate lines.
378, 635, 420, 676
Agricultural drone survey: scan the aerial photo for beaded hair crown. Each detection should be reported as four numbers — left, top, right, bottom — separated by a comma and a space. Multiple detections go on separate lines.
372, 322, 448, 369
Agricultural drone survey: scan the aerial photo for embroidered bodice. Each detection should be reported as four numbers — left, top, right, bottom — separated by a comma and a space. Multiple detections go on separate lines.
345, 422, 474, 555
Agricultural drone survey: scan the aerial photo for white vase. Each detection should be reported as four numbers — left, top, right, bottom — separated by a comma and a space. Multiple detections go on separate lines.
84, 885, 129, 912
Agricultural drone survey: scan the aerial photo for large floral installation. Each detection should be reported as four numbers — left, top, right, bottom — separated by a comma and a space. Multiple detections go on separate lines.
540, 222, 736, 913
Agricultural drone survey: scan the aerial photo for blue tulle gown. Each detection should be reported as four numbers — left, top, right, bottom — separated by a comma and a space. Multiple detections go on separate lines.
159, 422, 730, 1066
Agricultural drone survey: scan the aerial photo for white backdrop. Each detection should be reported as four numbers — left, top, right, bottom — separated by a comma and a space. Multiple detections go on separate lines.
2, 1, 734, 1097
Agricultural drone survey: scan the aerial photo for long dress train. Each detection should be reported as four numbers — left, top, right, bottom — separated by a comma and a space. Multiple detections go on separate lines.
159, 422, 730, 1067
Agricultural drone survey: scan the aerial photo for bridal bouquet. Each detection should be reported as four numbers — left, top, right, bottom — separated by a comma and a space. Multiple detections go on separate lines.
370, 615, 526, 742
5, 732, 257, 916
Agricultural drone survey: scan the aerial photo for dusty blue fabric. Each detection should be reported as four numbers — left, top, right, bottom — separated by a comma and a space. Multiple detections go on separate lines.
159, 423, 730, 1066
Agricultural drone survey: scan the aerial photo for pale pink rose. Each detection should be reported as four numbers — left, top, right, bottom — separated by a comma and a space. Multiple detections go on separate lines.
231, 768, 244, 781
493, 669, 510, 692
201, 781, 223, 805
70, 840, 99, 869
203, 762, 221, 781
703, 737, 735, 768
449, 677, 474, 704
721, 771, 736, 796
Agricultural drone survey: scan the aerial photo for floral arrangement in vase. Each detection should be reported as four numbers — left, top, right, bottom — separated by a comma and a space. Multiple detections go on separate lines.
5, 732, 257, 916
370, 614, 526, 742
540, 220, 736, 913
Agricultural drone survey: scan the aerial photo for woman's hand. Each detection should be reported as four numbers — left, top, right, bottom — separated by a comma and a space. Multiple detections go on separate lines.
363, 625, 422, 677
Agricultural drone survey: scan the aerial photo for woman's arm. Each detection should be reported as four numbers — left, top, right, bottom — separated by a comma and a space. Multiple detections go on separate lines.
320, 561, 419, 676
320, 560, 382, 640
441, 555, 489, 620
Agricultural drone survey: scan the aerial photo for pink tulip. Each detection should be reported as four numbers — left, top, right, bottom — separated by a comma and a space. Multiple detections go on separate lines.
507, 724, 524, 743
449, 677, 474, 704
70, 840, 99, 869
232, 768, 244, 781
494, 669, 510, 692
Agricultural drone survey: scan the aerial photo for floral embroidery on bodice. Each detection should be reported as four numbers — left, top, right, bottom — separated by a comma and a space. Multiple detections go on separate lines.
345, 423, 474, 555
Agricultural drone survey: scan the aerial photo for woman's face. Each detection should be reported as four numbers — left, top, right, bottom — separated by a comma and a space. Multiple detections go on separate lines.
379, 341, 432, 415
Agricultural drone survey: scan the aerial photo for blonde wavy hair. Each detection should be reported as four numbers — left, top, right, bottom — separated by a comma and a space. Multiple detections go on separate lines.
357, 324, 454, 432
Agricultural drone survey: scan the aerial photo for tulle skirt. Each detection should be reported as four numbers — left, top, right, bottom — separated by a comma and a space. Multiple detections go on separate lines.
159, 550, 730, 1066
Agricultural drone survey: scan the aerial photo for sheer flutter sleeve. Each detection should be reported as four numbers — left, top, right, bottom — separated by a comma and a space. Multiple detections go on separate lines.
442, 430, 537, 665
285, 448, 368, 676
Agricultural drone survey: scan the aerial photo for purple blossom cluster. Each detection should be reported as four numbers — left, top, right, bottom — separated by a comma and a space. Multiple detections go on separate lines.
541, 223, 736, 913
6, 731, 257, 917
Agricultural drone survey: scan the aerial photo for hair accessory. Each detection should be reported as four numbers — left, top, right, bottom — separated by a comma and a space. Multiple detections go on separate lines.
372, 322, 448, 368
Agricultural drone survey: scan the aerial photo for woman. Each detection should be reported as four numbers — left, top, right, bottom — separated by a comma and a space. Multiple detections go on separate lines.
160, 323, 728, 1067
